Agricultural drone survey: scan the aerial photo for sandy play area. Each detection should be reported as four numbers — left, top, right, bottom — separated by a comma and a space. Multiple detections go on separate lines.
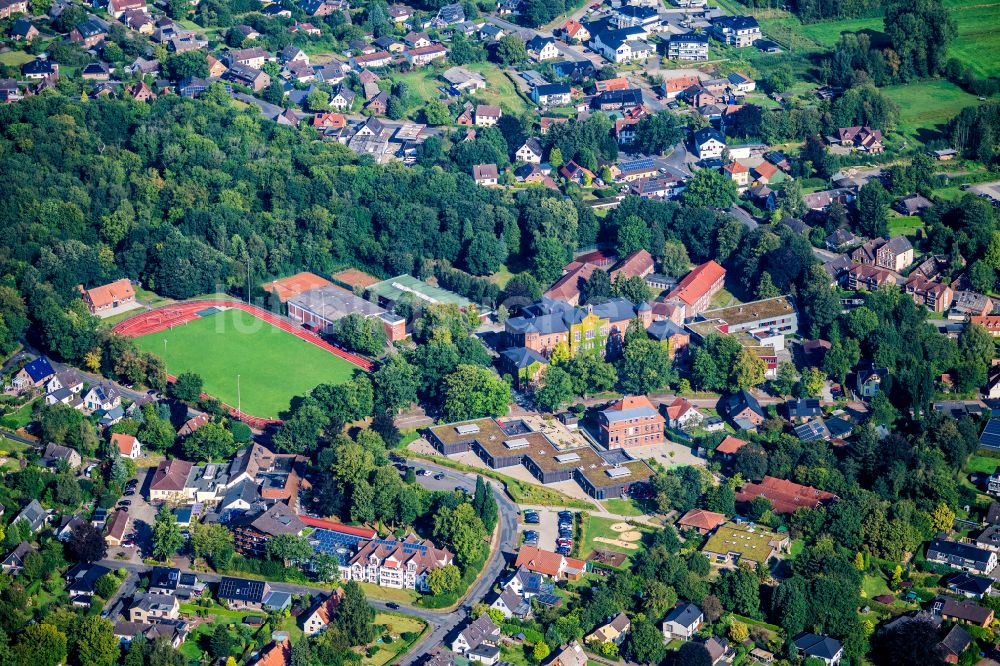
594, 522, 643, 550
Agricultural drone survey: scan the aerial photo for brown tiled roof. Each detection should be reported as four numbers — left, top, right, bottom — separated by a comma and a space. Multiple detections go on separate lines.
257, 639, 291, 666
111, 433, 139, 456
150, 459, 193, 492
677, 508, 726, 532
84, 279, 135, 309
348, 533, 452, 575
736, 476, 838, 514
715, 436, 748, 455
610, 249, 653, 279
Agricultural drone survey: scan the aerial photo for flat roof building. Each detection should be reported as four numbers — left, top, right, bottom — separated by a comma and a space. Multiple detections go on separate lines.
287, 285, 406, 342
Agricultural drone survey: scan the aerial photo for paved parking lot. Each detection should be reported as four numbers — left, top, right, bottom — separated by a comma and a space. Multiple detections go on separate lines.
106, 468, 157, 562
519, 507, 580, 552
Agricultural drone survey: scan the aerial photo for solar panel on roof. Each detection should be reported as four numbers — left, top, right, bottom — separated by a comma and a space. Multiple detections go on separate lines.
505, 438, 529, 449
606, 467, 632, 478
535, 594, 560, 606
456, 424, 480, 435
621, 158, 655, 172
555, 452, 581, 463
981, 419, 1000, 449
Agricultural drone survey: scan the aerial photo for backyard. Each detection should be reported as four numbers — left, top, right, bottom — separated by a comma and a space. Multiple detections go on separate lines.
363, 612, 429, 666
133, 308, 359, 418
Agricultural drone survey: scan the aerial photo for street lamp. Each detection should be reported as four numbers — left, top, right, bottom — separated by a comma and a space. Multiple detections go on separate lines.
237, 374, 241, 417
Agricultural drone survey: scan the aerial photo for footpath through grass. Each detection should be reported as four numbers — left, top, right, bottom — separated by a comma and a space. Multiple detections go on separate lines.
134, 308, 357, 418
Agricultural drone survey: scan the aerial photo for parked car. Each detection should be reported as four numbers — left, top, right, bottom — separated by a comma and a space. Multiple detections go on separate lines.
418, 469, 432, 476
119, 500, 131, 506
386, 602, 400, 610
433, 473, 445, 480
123, 490, 135, 497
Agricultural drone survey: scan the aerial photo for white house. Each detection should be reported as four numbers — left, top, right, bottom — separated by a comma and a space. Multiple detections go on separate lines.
693, 127, 726, 159
516, 138, 544, 164
591, 28, 652, 63
452, 615, 500, 655
112, 433, 142, 459
526, 35, 559, 61
663, 603, 703, 640
83, 384, 121, 412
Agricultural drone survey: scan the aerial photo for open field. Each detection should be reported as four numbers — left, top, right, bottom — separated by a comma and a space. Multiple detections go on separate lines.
396, 62, 530, 121
882, 80, 985, 144
134, 308, 357, 418
887, 214, 925, 238
0, 50, 35, 66
364, 612, 429, 666
943, 0, 1000, 77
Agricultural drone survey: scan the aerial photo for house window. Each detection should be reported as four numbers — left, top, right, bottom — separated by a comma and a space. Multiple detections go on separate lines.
586, 330, 595, 339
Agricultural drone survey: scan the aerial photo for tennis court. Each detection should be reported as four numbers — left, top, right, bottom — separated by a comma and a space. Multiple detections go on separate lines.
133, 308, 359, 419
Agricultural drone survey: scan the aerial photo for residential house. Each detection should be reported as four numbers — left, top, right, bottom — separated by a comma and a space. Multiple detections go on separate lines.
667, 32, 709, 60
231, 501, 305, 558
83, 384, 121, 412
856, 362, 887, 398
904, 274, 954, 313
851, 236, 913, 272
938, 625, 972, 664
693, 127, 726, 159
526, 35, 559, 60
723, 161, 750, 190
590, 27, 652, 63
661, 74, 701, 99
710, 15, 761, 47
1, 542, 35, 574
792, 633, 844, 666
105, 509, 130, 546
676, 509, 726, 536
592, 88, 643, 111
612, 4, 660, 29
663, 603, 703, 640
42, 443, 82, 470
10, 18, 39, 41
129, 593, 180, 622
561, 19, 590, 42
22, 58, 58, 79
516, 138, 544, 164
70, 18, 108, 48
664, 397, 703, 429
499, 347, 548, 389
490, 586, 528, 619
473, 163, 499, 186
945, 572, 993, 599
345, 533, 454, 591
314, 112, 347, 129
11, 356, 56, 392
217, 577, 270, 610
329, 85, 356, 110
12, 499, 49, 533
107, 0, 145, 17
714, 435, 748, 460
301, 589, 345, 635
786, 398, 821, 422
514, 545, 586, 580
112, 433, 142, 459
350, 51, 393, 69
0, 0, 29, 19
403, 31, 431, 48
405, 44, 448, 66
847, 264, 896, 292
586, 613, 630, 646
835, 126, 884, 153
475, 104, 502, 126
532, 83, 571, 107
228, 47, 272, 69
365, 91, 388, 115
896, 193, 933, 216
719, 389, 765, 430
549, 641, 587, 666
256, 639, 291, 666
933, 597, 994, 628
926, 538, 998, 575
452, 615, 500, 655
149, 566, 202, 598
387, 3, 413, 22
129, 81, 157, 102
735, 475, 838, 514
225, 63, 270, 92
559, 160, 596, 185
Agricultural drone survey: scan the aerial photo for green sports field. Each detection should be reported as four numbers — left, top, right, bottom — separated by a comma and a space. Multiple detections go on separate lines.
134, 308, 357, 418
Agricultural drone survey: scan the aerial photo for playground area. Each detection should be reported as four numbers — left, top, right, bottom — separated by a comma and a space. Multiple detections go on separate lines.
117, 300, 370, 421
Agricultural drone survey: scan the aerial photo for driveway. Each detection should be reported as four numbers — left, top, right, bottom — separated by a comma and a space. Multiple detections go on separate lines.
106, 467, 157, 562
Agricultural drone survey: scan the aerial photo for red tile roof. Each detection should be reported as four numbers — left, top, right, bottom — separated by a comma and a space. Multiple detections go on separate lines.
257, 639, 291, 666
262, 272, 333, 303
111, 433, 139, 456
735, 476, 838, 514
665, 260, 726, 307
83, 279, 135, 309
715, 436, 748, 455
677, 509, 727, 532
297, 515, 377, 539
514, 545, 584, 577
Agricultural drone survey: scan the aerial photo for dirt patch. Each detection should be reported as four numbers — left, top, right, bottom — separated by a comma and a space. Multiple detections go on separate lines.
610, 522, 632, 533
594, 536, 639, 550
619, 530, 642, 542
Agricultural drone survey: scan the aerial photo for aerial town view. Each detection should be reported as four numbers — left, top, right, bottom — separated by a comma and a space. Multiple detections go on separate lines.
1, 0, 1000, 662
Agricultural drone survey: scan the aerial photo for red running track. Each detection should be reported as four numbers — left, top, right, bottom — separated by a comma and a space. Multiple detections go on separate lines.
113, 299, 375, 428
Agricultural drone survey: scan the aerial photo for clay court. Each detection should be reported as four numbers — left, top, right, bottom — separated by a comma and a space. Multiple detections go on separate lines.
115, 300, 372, 422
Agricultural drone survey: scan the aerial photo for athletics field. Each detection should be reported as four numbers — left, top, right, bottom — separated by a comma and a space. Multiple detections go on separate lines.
133, 308, 358, 419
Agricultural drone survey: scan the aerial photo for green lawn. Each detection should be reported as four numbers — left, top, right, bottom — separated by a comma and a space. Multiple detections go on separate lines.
943, 0, 1000, 77
134, 308, 359, 418
883, 80, 987, 144
0, 51, 34, 66
357, 581, 421, 605
364, 613, 429, 666
602, 498, 652, 517
887, 214, 925, 238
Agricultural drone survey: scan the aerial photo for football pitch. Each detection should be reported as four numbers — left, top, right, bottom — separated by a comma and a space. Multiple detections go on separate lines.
134, 308, 357, 418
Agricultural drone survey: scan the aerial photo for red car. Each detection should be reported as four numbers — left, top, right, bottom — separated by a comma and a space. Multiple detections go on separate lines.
590, 3, 600, 8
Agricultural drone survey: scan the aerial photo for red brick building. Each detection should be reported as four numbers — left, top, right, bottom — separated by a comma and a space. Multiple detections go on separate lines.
662, 260, 726, 319
599, 395, 665, 449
